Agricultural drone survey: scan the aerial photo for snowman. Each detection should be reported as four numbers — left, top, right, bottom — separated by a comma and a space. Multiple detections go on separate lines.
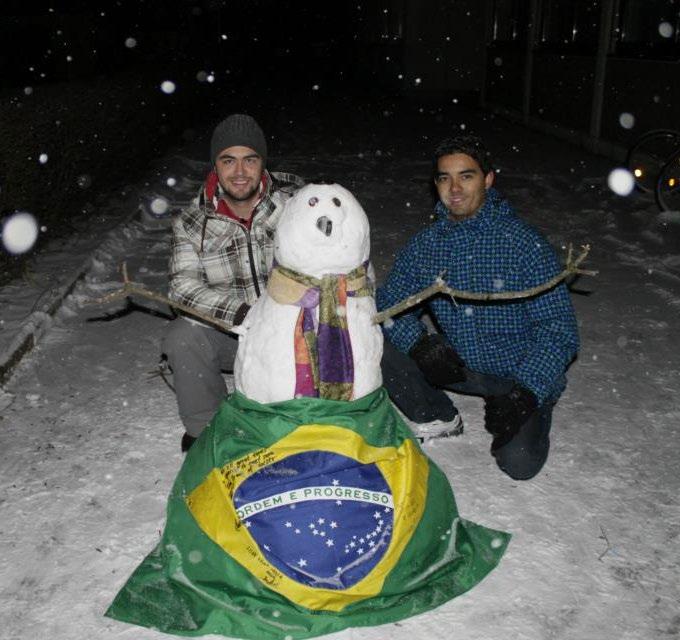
234, 183, 383, 403
108, 185, 510, 639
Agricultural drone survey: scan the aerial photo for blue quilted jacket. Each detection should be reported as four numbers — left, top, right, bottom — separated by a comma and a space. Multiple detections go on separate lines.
376, 189, 579, 405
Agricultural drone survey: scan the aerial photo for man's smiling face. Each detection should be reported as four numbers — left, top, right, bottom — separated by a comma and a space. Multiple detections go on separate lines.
215, 145, 264, 204
434, 152, 494, 220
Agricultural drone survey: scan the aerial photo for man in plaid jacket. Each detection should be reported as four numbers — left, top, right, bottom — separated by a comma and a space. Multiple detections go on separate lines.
163, 114, 303, 451
377, 134, 579, 480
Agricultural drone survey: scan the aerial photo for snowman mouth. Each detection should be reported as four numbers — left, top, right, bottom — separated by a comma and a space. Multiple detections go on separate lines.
316, 216, 333, 237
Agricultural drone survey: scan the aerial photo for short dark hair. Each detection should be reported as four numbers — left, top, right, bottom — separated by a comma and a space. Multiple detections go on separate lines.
433, 134, 493, 175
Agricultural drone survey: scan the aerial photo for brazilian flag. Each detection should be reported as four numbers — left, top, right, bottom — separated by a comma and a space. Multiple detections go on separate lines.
106, 388, 509, 638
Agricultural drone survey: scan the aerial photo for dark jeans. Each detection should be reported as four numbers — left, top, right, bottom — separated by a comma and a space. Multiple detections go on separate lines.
381, 339, 553, 481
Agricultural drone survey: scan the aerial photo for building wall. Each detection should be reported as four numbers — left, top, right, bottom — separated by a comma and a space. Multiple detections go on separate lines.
601, 58, 680, 146
482, 0, 680, 158
529, 53, 595, 133
484, 45, 527, 110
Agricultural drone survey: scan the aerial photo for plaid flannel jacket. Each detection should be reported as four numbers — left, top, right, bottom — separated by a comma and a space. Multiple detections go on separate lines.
168, 170, 304, 327
376, 189, 579, 405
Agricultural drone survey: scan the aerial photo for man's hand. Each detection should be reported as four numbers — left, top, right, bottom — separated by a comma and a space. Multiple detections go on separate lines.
409, 333, 466, 387
485, 384, 537, 449
229, 303, 252, 337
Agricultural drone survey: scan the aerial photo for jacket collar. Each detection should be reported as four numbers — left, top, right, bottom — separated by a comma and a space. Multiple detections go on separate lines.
199, 169, 272, 218
433, 187, 511, 234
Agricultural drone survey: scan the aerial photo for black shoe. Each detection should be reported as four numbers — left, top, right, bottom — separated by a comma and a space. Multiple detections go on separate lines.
181, 433, 197, 452
490, 430, 515, 455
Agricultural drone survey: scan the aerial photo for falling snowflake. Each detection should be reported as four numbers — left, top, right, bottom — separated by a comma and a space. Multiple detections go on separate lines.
658, 22, 674, 38
150, 197, 169, 215
187, 550, 203, 564
1, 211, 39, 254
607, 168, 635, 196
618, 112, 635, 129
77, 174, 92, 189
160, 80, 176, 94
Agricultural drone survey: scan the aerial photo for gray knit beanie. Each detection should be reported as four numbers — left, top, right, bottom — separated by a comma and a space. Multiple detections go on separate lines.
210, 114, 267, 165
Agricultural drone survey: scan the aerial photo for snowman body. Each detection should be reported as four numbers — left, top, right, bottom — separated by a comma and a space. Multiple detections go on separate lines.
234, 184, 383, 403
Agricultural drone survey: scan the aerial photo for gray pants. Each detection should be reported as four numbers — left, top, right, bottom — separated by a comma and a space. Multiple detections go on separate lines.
162, 318, 239, 437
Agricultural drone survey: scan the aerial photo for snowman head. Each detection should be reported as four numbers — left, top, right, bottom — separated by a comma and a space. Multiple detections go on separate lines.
274, 183, 370, 277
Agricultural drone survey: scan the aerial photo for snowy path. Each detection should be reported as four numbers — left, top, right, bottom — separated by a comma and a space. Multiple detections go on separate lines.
1, 110, 679, 640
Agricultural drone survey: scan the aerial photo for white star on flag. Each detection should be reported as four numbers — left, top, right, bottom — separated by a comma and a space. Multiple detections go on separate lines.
326, 539, 334, 547
330, 521, 338, 529
373, 511, 381, 519
298, 559, 307, 567
332, 479, 339, 486
285, 521, 292, 528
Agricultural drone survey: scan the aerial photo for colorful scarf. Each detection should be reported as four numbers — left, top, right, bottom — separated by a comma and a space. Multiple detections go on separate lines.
267, 263, 372, 401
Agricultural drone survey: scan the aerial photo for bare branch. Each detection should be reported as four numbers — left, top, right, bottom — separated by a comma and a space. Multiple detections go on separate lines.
87, 272, 238, 334
373, 244, 597, 325
598, 524, 612, 561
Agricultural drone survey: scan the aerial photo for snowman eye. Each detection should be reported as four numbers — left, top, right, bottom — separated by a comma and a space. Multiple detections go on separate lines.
332, 197, 341, 207
308, 197, 318, 207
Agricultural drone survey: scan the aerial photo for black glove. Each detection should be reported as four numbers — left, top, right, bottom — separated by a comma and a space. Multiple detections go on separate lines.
484, 384, 537, 449
408, 333, 466, 387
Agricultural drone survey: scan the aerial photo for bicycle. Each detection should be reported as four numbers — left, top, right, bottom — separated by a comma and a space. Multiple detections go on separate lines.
626, 129, 680, 212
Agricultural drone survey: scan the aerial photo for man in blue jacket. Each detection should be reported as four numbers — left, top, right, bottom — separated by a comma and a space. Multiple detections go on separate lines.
377, 134, 579, 480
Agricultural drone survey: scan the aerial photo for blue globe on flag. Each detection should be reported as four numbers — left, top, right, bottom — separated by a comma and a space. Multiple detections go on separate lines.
234, 451, 394, 589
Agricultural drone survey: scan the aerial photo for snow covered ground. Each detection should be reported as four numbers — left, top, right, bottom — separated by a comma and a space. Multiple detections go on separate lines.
1, 103, 679, 640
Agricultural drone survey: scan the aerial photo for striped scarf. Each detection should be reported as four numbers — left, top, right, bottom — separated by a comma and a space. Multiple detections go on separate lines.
267, 263, 372, 401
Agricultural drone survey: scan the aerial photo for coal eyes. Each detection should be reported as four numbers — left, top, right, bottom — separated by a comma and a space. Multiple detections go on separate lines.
308, 196, 342, 207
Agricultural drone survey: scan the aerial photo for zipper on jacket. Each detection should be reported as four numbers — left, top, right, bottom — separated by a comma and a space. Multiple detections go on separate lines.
244, 228, 261, 298
202, 193, 267, 298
